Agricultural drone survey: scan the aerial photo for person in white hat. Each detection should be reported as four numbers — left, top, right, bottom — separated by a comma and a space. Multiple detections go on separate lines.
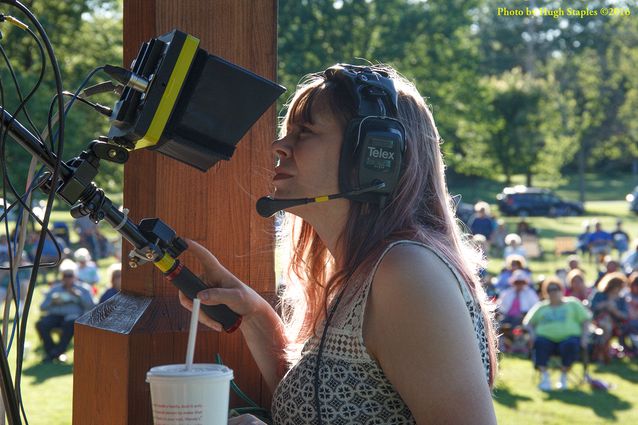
36, 259, 95, 362
497, 269, 539, 327
74, 247, 99, 290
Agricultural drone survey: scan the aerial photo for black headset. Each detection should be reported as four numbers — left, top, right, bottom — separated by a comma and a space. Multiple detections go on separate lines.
323, 64, 406, 206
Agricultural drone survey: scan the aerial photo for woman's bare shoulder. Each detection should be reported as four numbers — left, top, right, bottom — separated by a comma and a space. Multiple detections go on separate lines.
374, 242, 460, 291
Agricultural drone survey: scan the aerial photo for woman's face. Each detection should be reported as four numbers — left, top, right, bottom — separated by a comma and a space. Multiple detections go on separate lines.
608, 286, 621, 298
271, 91, 344, 203
547, 285, 562, 302
570, 276, 585, 293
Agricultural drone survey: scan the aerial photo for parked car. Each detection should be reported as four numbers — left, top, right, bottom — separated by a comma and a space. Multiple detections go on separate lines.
626, 186, 638, 214
496, 186, 584, 217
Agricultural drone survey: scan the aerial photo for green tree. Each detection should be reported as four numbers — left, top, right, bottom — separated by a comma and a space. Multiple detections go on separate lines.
484, 69, 541, 185
540, 12, 637, 200
476, 0, 637, 199
1, 0, 123, 201
278, 0, 495, 176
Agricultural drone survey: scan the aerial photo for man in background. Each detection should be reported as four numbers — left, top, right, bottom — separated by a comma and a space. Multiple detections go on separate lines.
35, 259, 95, 362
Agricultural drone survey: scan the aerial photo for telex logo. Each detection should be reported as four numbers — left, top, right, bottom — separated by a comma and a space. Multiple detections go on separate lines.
367, 146, 395, 160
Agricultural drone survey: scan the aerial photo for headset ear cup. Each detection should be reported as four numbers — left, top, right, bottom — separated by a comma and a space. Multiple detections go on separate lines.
339, 117, 405, 204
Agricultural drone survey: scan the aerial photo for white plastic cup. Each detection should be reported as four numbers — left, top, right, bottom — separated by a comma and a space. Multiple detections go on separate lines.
146, 363, 233, 425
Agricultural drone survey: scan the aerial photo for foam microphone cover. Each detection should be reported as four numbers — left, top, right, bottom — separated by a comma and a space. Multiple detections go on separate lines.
256, 197, 309, 218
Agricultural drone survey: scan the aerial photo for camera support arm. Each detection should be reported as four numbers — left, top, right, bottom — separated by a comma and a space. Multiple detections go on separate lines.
1, 109, 242, 332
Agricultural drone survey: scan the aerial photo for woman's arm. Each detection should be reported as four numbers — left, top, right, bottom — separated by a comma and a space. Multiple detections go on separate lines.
179, 240, 289, 391
608, 301, 628, 321
363, 244, 497, 425
40, 287, 56, 311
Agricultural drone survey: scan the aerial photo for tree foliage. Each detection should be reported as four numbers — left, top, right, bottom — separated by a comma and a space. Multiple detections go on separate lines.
1, 0, 636, 200
0, 0, 123, 199
279, 0, 490, 174
476, 0, 637, 189
278, 0, 638, 190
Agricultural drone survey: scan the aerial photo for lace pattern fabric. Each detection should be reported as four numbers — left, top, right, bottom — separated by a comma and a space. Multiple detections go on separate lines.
271, 241, 491, 424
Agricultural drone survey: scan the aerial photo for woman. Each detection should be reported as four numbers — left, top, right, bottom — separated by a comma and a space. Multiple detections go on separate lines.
180, 64, 498, 424
496, 270, 539, 354
523, 277, 591, 391
590, 272, 629, 362
625, 272, 638, 355
497, 269, 539, 327
564, 269, 591, 304
503, 233, 526, 259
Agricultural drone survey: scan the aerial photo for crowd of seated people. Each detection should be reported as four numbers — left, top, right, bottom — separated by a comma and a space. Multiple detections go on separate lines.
487, 253, 638, 391
465, 211, 638, 392
0, 220, 122, 364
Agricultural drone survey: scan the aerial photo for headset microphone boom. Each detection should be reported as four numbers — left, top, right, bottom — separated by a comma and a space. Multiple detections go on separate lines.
255, 180, 386, 218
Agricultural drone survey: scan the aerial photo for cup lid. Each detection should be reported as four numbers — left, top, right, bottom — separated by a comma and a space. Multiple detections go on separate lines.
146, 363, 233, 380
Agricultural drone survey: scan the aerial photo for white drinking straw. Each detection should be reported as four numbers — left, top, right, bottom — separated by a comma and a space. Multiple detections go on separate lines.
185, 298, 201, 371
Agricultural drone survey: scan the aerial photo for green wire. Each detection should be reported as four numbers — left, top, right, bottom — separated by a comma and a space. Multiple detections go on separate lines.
215, 353, 261, 408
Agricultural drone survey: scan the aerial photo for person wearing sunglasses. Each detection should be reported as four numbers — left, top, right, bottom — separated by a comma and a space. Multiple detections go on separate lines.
523, 276, 591, 391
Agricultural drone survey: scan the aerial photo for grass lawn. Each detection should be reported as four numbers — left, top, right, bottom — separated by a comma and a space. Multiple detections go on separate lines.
448, 171, 638, 204
494, 355, 638, 424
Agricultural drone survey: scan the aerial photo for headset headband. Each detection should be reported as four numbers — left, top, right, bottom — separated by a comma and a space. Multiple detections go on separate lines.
323, 64, 400, 118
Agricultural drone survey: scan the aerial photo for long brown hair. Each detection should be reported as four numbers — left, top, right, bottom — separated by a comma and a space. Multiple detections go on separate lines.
277, 65, 499, 387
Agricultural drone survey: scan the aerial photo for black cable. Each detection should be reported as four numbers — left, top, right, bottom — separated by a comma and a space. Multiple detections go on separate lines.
2, 4, 66, 424
0, 22, 59, 270
0, 27, 48, 150
10, 63, 105, 425
0, 41, 62, 270
47, 66, 106, 148
0, 47, 22, 425
0, 76, 20, 317
61, 90, 112, 116
0, 69, 107, 275
0, 341, 20, 425
0, 25, 50, 245
82, 80, 123, 97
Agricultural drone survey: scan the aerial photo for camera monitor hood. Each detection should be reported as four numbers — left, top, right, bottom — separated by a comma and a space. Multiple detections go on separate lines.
108, 30, 285, 171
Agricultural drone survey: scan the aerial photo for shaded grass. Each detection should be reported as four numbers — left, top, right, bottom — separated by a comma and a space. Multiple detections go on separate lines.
494, 355, 637, 425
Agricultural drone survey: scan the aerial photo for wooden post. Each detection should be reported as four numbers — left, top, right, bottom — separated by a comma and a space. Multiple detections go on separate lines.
72, 1, 278, 423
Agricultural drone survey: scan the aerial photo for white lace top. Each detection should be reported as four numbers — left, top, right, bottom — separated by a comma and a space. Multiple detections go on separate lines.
271, 241, 491, 424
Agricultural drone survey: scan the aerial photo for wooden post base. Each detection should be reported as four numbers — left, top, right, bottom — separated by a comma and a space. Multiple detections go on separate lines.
72, 293, 255, 424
